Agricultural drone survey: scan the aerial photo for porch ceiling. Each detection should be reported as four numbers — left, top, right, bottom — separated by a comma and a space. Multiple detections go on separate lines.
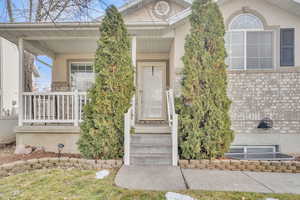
0, 22, 172, 57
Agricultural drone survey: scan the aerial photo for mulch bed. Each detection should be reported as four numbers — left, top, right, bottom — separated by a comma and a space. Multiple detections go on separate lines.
0, 143, 81, 165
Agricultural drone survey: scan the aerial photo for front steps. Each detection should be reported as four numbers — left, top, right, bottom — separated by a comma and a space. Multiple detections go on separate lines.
130, 133, 172, 165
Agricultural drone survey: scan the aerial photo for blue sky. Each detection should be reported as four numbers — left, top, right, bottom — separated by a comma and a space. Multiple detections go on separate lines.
0, 0, 128, 90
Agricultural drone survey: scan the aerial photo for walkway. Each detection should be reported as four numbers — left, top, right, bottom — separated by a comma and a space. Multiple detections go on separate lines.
115, 166, 300, 194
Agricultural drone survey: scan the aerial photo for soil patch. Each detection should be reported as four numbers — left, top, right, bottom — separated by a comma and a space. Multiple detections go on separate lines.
0, 143, 81, 165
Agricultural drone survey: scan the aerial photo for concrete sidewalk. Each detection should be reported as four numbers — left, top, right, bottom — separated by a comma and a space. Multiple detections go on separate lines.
182, 169, 300, 194
115, 165, 186, 191
115, 166, 300, 194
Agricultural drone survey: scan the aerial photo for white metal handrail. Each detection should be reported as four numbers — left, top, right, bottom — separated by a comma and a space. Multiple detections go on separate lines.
124, 95, 135, 166
20, 91, 88, 126
166, 89, 178, 166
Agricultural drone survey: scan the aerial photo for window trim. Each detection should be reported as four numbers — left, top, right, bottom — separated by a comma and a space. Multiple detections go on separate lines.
68, 60, 94, 91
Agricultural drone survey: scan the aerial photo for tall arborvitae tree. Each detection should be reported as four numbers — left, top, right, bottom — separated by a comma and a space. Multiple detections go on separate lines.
78, 5, 134, 159
177, 0, 234, 159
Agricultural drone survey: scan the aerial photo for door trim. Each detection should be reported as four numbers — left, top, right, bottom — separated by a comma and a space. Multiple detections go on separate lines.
137, 61, 167, 121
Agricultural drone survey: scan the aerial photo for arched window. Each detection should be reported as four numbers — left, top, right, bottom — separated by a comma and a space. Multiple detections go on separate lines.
230, 14, 264, 30
225, 13, 273, 70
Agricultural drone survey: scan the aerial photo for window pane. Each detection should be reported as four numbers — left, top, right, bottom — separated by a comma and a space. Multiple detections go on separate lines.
78, 65, 85, 72
231, 58, 244, 70
247, 31, 273, 69
226, 31, 245, 69
70, 62, 94, 91
280, 29, 295, 66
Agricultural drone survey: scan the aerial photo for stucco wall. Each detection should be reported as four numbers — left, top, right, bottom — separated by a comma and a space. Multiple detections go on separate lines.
52, 53, 94, 91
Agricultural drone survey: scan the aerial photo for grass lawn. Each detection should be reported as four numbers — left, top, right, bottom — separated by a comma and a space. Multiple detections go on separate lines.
0, 169, 299, 200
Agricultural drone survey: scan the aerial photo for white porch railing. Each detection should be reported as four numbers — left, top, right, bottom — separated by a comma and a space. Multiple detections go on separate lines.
21, 91, 88, 126
124, 95, 135, 166
166, 89, 179, 166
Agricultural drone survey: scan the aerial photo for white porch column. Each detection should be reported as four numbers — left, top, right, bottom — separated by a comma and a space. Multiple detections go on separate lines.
131, 36, 136, 126
131, 36, 137, 84
18, 38, 24, 127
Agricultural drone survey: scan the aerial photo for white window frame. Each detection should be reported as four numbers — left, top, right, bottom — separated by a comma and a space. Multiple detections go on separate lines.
226, 13, 275, 70
227, 29, 275, 70
69, 61, 94, 91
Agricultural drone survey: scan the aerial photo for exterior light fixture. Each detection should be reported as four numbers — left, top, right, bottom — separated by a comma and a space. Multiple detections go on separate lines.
57, 143, 65, 158
257, 117, 273, 130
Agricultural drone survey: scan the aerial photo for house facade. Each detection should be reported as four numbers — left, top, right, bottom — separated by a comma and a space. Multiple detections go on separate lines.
0, 0, 299, 164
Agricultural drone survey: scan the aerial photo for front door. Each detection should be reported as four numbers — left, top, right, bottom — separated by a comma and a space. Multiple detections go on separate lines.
138, 62, 166, 121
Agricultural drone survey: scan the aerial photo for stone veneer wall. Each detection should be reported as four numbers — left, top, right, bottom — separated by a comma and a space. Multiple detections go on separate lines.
227, 69, 300, 135
179, 159, 300, 173
51, 81, 70, 91
0, 157, 123, 178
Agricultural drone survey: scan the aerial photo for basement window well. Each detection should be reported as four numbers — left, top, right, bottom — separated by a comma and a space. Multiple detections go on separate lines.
225, 145, 294, 161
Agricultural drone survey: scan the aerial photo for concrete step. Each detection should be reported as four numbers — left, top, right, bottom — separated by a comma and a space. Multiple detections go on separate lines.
131, 144, 172, 154
135, 125, 171, 134
131, 134, 172, 145
130, 153, 172, 166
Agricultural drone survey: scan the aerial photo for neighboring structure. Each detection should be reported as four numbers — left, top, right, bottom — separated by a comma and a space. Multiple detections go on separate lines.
0, 0, 299, 163
0, 37, 39, 144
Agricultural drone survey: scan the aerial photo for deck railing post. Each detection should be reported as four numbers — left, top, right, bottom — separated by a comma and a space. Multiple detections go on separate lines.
74, 90, 79, 127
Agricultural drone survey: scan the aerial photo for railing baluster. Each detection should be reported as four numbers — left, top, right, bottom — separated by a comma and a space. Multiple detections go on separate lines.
62, 95, 65, 121
29, 95, 32, 121
20, 92, 87, 125
24, 95, 27, 121
33, 95, 36, 120
58, 95, 60, 120
38, 95, 41, 120
67, 95, 69, 120
52, 94, 55, 121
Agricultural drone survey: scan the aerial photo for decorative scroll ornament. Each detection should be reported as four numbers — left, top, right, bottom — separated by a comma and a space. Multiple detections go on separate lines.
153, 0, 171, 19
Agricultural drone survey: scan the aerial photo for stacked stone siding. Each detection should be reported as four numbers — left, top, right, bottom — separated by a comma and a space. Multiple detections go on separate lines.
228, 69, 300, 135
0, 158, 123, 178
179, 159, 300, 173
51, 81, 70, 91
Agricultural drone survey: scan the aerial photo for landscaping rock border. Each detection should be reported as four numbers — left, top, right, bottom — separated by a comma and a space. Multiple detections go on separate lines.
0, 157, 123, 178
179, 160, 300, 173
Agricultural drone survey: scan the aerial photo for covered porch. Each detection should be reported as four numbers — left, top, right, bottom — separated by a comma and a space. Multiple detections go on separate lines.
0, 22, 176, 127
0, 22, 179, 159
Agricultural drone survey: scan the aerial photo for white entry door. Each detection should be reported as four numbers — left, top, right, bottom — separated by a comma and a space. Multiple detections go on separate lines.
138, 62, 166, 120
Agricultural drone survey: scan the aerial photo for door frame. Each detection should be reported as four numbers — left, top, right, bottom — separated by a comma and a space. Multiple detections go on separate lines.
137, 61, 168, 121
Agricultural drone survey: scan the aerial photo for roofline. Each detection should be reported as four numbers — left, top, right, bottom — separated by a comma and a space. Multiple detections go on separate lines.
119, 0, 191, 14
0, 21, 169, 31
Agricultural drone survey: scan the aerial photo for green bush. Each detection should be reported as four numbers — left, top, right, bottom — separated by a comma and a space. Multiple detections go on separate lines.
77, 5, 135, 159
177, 0, 234, 159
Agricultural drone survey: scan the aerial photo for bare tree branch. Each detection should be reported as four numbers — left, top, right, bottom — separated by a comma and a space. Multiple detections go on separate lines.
35, 0, 43, 22
6, 0, 14, 22
29, 0, 33, 22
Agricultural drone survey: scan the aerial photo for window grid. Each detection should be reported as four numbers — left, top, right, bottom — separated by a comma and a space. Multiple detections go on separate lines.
69, 62, 94, 91
226, 30, 274, 70
226, 13, 274, 70
230, 13, 264, 30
